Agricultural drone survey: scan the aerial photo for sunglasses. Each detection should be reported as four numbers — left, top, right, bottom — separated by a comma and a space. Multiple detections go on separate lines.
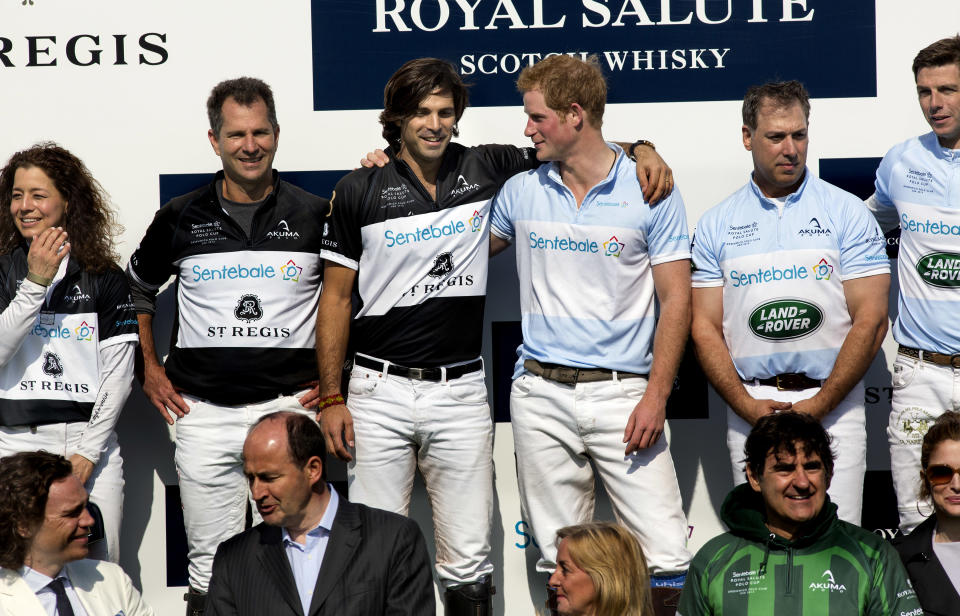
925, 464, 960, 486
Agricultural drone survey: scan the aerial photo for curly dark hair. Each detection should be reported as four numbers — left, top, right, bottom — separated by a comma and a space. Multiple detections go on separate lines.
744, 411, 834, 482
0, 142, 121, 272
0, 451, 74, 569
379, 58, 469, 150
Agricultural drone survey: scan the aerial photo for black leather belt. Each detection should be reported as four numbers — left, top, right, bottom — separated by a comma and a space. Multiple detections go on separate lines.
353, 355, 482, 381
898, 344, 960, 368
748, 373, 822, 391
524, 359, 647, 384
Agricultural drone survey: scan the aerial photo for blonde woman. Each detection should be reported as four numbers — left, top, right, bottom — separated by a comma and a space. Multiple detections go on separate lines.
547, 522, 654, 616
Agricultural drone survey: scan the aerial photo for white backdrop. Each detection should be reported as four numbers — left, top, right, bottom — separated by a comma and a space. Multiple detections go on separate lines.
3, 1, 958, 613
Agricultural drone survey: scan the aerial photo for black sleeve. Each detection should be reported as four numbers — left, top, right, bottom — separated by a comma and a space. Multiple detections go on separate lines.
128, 204, 179, 290
324, 173, 366, 267
126, 273, 158, 315
96, 268, 139, 342
477, 144, 540, 183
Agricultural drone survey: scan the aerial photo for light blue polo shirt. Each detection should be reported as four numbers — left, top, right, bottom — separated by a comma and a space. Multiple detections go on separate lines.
692, 171, 889, 380
490, 145, 690, 377
870, 132, 960, 354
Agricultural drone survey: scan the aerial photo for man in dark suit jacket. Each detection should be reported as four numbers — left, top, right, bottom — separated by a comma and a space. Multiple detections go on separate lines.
207, 411, 435, 616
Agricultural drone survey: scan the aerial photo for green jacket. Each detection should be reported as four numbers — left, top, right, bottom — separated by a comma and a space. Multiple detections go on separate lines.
677, 485, 922, 616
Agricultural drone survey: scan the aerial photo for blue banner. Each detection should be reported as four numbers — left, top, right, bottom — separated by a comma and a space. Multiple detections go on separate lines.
311, 0, 876, 110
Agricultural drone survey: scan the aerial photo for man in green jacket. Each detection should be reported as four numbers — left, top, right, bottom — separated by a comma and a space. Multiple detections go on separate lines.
678, 412, 921, 615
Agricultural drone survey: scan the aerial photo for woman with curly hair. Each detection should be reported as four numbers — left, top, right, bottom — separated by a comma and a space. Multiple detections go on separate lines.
547, 522, 654, 616
0, 142, 138, 562
893, 411, 960, 616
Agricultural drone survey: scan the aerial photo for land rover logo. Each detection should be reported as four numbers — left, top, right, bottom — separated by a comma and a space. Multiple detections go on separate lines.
916, 251, 960, 288
749, 299, 823, 341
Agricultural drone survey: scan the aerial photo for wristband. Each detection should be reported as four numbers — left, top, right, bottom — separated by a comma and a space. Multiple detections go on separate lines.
318, 393, 345, 411
628, 139, 656, 159
26, 271, 53, 287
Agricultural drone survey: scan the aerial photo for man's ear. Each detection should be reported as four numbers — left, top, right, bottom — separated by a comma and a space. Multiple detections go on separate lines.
746, 464, 762, 493
742, 125, 753, 151
568, 103, 585, 129
208, 129, 221, 156
305, 456, 324, 484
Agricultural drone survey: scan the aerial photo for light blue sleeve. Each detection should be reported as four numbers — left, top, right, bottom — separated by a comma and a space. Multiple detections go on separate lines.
838, 195, 890, 277
691, 209, 724, 285
872, 148, 897, 207
489, 176, 519, 241
646, 189, 691, 264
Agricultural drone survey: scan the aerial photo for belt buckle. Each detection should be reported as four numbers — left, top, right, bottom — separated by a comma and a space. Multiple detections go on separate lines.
407, 367, 426, 380
951, 354, 960, 369
775, 375, 787, 391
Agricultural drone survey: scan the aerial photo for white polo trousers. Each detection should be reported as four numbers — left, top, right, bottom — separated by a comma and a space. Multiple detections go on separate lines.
888, 352, 959, 533
345, 358, 494, 588
0, 423, 124, 562
726, 380, 867, 525
174, 390, 314, 592
509, 373, 691, 576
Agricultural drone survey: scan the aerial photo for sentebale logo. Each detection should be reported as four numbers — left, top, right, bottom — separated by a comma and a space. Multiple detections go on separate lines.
749, 299, 823, 341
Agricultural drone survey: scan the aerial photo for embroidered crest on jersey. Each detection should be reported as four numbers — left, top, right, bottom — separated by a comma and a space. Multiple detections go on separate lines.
727, 221, 760, 247
234, 294, 264, 322
749, 298, 823, 341
379, 184, 414, 208
428, 253, 454, 277
42, 352, 64, 377
916, 251, 960, 287
902, 168, 935, 195
189, 220, 227, 246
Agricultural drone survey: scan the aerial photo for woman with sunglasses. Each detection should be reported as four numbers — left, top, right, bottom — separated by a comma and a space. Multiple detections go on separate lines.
892, 410, 960, 616
0, 143, 138, 563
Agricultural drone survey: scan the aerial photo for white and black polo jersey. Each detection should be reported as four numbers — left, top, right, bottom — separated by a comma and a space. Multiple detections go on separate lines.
0, 249, 138, 426
321, 143, 536, 366
128, 171, 329, 405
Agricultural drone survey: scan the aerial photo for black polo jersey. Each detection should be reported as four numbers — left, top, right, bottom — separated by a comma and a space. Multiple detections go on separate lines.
321, 143, 536, 366
0, 249, 138, 426
128, 171, 329, 405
